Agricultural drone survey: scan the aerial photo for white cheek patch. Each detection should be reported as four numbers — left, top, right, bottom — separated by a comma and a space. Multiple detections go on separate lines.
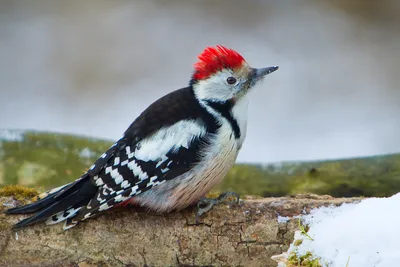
193, 70, 236, 101
134, 120, 206, 162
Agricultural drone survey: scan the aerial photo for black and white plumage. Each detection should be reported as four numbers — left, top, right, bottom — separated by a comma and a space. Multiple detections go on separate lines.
6, 45, 278, 229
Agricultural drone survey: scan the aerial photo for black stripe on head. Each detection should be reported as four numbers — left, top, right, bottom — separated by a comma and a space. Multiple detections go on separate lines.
204, 99, 241, 139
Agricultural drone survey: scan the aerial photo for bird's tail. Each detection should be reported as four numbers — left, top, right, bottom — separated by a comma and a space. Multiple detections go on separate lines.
5, 174, 97, 230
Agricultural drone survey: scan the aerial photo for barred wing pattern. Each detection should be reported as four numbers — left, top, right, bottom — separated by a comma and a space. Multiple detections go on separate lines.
8, 87, 221, 229
61, 119, 210, 227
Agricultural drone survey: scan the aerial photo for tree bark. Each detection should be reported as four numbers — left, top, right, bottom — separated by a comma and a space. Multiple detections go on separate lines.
0, 195, 360, 267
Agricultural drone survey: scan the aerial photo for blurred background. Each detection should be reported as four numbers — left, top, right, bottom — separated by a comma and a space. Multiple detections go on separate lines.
1, 0, 400, 164
1, 0, 400, 197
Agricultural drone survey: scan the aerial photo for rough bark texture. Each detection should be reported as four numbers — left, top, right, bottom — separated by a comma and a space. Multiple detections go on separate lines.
0, 195, 361, 267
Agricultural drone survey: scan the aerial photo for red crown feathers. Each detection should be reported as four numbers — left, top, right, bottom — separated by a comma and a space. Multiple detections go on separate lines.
192, 45, 245, 80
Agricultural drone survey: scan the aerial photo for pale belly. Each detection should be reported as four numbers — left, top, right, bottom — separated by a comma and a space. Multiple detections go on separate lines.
132, 126, 242, 212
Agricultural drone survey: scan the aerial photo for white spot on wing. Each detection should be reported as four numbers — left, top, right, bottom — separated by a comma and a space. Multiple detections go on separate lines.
127, 160, 148, 180
63, 221, 77, 230
130, 185, 139, 195
102, 184, 115, 195
110, 168, 124, 184
99, 203, 113, 211
134, 120, 206, 162
121, 180, 131, 188
126, 146, 134, 159
97, 194, 106, 203
116, 189, 124, 195
161, 167, 169, 173
114, 194, 130, 202
146, 176, 159, 187
102, 188, 109, 196
105, 166, 112, 174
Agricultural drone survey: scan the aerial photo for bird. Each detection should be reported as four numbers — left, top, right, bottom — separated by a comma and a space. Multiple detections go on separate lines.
6, 45, 278, 230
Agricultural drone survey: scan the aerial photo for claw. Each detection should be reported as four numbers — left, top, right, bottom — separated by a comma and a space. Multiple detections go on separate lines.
195, 191, 240, 224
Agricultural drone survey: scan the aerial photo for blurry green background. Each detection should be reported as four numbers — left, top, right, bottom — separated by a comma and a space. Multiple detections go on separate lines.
1, 1, 400, 197
1, 130, 400, 197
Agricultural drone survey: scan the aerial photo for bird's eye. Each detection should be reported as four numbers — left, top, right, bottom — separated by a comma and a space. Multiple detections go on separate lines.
226, 77, 237, 85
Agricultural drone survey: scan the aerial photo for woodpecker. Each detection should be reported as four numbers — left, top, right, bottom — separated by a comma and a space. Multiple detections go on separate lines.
6, 45, 278, 230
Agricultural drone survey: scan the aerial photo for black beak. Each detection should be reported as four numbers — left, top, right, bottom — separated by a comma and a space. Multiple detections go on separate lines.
253, 66, 279, 83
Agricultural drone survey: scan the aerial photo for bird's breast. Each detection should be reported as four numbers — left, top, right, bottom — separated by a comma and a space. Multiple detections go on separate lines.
131, 122, 242, 212
167, 122, 242, 210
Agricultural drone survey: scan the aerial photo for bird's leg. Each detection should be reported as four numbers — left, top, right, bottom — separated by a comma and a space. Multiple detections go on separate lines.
196, 191, 240, 223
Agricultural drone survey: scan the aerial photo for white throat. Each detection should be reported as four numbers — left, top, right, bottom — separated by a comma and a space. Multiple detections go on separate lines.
231, 95, 249, 147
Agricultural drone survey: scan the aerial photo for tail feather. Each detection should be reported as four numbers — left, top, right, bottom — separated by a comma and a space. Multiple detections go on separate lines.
5, 178, 85, 215
7, 174, 97, 229
12, 191, 82, 229
46, 207, 82, 225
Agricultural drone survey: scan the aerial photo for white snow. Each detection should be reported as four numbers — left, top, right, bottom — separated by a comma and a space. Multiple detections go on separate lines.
287, 193, 400, 267
277, 215, 291, 224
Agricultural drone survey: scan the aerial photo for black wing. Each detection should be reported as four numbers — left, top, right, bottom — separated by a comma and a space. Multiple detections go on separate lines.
67, 87, 221, 225
8, 87, 221, 229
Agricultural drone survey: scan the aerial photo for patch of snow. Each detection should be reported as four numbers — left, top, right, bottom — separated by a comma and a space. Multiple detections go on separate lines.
289, 193, 400, 267
277, 215, 290, 223
0, 129, 24, 142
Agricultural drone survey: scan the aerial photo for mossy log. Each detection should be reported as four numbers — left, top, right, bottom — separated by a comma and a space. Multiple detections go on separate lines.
0, 194, 360, 267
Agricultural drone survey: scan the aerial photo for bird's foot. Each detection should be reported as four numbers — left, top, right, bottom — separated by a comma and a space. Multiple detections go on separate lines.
196, 191, 240, 224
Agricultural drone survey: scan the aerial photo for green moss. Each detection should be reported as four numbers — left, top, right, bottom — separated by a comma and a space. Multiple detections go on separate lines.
215, 153, 400, 198
0, 220, 10, 231
205, 191, 221, 199
287, 251, 322, 267
0, 185, 39, 201
298, 219, 313, 241
2, 130, 400, 198
0, 130, 113, 189
294, 239, 303, 246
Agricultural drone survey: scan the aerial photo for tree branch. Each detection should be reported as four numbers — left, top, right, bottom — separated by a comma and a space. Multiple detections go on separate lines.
0, 195, 360, 267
